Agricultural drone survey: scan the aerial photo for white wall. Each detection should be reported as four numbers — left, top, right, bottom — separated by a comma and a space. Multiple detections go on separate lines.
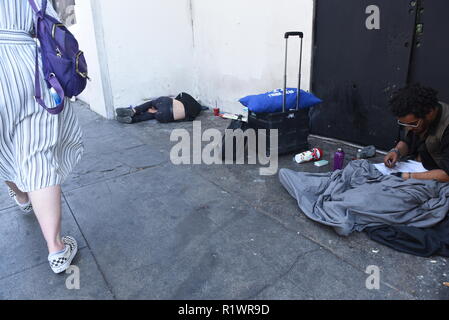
73, 0, 315, 118
191, 0, 315, 113
99, 0, 196, 109
70, 0, 113, 118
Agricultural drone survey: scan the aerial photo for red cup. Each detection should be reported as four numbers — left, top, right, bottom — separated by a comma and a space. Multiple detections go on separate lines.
213, 108, 220, 116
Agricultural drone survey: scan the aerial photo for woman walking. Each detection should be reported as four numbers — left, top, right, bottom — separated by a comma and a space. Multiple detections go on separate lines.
0, 0, 84, 273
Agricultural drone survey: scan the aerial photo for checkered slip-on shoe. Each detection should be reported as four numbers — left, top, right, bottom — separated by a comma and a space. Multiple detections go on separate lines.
48, 236, 78, 274
8, 188, 34, 215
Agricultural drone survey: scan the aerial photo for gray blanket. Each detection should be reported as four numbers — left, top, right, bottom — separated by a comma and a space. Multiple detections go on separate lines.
279, 160, 449, 236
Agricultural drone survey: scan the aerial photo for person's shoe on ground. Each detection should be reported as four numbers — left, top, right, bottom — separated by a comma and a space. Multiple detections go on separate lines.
115, 106, 135, 117
116, 116, 133, 124
8, 188, 33, 215
48, 236, 78, 274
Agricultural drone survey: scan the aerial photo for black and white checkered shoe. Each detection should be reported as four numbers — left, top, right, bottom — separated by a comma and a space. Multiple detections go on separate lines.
48, 236, 78, 274
8, 188, 34, 215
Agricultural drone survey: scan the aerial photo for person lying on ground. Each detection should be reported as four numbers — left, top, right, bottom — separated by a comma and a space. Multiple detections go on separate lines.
115, 92, 202, 124
384, 84, 449, 182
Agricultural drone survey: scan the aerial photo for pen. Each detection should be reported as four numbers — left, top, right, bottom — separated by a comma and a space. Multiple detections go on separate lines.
387, 160, 396, 167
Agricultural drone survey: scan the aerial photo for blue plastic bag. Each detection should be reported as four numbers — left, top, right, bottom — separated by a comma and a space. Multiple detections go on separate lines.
239, 88, 322, 113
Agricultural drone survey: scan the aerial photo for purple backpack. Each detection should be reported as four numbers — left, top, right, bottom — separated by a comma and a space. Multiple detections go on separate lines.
29, 0, 88, 114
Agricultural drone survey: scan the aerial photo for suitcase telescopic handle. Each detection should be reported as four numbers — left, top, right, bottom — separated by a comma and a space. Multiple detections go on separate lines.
284, 32, 304, 39
283, 32, 304, 112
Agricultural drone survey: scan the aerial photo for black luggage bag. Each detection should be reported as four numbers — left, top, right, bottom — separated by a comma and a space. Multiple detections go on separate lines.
249, 31, 310, 156
221, 32, 310, 160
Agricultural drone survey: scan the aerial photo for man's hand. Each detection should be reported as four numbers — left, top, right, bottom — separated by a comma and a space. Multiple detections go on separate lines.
384, 150, 399, 168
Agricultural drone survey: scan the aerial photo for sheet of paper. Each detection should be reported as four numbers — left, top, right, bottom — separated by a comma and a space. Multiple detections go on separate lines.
373, 160, 428, 176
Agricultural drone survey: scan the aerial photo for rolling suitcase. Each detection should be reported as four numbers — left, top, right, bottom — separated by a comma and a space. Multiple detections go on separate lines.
248, 31, 310, 156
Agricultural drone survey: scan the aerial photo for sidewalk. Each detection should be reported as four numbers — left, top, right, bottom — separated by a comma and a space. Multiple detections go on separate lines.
0, 101, 448, 300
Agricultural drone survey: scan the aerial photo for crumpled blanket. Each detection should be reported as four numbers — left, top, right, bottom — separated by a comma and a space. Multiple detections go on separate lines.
279, 160, 449, 236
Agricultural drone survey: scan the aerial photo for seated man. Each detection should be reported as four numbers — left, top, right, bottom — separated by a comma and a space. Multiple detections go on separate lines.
115, 92, 202, 124
384, 84, 449, 182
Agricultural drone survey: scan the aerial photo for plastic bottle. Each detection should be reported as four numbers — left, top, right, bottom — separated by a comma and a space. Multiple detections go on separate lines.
294, 148, 323, 164
333, 148, 345, 171
50, 87, 62, 105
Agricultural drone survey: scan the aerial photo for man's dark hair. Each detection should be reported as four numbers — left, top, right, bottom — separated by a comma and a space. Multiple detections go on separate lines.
389, 83, 439, 118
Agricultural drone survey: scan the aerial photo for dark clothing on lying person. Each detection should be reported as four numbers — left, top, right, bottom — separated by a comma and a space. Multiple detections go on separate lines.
399, 102, 449, 175
176, 92, 203, 121
132, 93, 202, 124
365, 214, 449, 257
133, 97, 174, 123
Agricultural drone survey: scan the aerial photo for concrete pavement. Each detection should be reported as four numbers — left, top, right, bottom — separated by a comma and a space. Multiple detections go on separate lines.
1, 101, 448, 300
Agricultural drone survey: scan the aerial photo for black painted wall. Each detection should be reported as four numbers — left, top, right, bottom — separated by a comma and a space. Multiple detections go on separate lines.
310, 0, 449, 150
408, 0, 449, 102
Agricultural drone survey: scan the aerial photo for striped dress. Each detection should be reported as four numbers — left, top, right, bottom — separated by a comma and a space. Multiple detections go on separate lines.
0, 0, 84, 193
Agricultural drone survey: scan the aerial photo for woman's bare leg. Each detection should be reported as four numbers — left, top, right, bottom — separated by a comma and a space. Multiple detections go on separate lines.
28, 185, 65, 254
5, 181, 29, 204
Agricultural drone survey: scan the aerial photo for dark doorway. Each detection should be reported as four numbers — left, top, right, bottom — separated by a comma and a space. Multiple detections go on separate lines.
408, 0, 449, 102
310, 0, 449, 150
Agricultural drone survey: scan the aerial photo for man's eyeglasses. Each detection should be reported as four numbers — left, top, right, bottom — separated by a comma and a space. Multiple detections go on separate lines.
397, 119, 422, 128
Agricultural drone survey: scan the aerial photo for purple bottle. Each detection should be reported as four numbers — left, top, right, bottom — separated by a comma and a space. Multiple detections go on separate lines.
333, 148, 345, 171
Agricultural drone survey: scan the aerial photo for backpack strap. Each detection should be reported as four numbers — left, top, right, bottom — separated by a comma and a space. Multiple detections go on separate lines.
28, 0, 65, 114
28, 0, 46, 15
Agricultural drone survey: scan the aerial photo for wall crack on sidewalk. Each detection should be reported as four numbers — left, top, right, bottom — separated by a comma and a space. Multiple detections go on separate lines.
62, 192, 118, 299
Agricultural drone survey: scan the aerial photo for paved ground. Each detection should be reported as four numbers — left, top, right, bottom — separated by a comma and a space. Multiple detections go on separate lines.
1, 101, 448, 300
